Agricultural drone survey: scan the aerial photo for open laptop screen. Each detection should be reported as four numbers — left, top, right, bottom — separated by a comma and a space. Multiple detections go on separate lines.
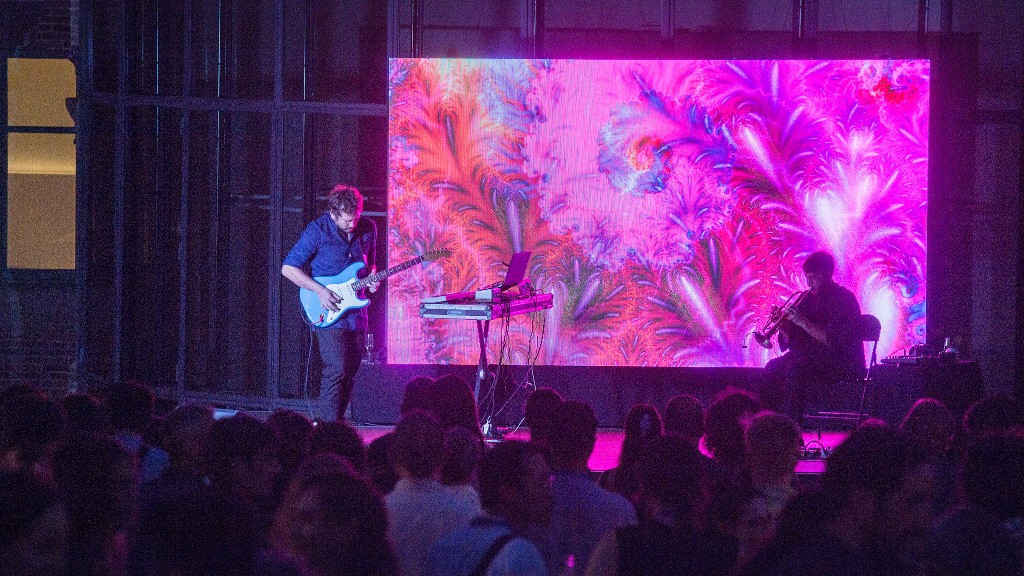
500, 251, 531, 289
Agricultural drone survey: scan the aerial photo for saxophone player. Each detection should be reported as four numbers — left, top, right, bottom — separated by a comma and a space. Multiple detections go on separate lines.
760, 251, 865, 422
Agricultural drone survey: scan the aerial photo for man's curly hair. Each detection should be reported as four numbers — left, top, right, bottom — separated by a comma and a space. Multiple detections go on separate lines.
326, 185, 364, 216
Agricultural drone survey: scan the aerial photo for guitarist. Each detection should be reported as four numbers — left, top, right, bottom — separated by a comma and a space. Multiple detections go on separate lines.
282, 185, 380, 422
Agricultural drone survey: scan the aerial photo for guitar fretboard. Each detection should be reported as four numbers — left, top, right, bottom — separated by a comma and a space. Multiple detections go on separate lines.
352, 255, 426, 289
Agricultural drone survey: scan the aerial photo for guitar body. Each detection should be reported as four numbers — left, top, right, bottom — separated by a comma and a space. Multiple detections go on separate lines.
299, 262, 370, 328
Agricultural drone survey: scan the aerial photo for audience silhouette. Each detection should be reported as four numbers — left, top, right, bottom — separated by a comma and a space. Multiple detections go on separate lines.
3, 376, 1021, 576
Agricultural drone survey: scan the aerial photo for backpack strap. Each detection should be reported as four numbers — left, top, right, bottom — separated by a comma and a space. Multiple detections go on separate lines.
469, 533, 518, 576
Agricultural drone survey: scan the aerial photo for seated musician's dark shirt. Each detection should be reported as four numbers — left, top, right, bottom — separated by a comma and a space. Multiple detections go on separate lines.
780, 281, 864, 380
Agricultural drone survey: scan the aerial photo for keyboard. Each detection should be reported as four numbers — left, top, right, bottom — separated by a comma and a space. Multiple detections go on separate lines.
419, 293, 553, 321
879, 355, 933, 365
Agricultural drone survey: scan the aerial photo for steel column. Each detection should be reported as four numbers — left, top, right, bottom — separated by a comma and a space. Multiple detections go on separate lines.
412, 0, 423, 58
1, 56, 8, 278
266, 0, 285, 405
112, 0, 128, 383
176, 0, 195, 402
1016, 26, 1024, 396
661, 0, 674, 51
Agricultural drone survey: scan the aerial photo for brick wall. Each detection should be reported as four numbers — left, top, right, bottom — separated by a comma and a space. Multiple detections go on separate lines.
32, 0, 76, 52
15, 0, 78, 53
0, 283, 77, 397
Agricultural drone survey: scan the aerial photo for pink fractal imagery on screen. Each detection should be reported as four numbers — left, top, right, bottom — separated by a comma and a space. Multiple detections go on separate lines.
386, 58, 929, 367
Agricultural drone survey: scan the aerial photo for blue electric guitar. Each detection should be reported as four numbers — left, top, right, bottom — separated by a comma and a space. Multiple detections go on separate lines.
300, 249, 449, 328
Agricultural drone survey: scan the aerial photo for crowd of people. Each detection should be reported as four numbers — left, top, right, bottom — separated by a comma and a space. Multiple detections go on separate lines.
2, 376, 1024, 576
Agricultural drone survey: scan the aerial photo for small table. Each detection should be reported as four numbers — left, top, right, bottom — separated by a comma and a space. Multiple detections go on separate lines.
871, 360, 984, 421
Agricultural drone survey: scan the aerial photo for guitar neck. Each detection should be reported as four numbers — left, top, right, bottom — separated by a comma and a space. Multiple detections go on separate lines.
353, 255, 425, 289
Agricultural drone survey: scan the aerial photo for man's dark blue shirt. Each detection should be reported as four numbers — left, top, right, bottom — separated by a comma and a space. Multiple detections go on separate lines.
283, 212, 377, 331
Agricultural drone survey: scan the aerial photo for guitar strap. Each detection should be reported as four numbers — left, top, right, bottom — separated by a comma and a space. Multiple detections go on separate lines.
469, 533, 517, 576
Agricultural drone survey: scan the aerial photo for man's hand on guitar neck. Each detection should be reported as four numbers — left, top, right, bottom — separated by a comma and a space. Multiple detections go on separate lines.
366, 267, 380, 293
317, 287, 341, 311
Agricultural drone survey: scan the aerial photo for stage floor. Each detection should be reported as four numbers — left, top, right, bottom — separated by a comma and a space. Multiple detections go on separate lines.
353, 425, 846, 474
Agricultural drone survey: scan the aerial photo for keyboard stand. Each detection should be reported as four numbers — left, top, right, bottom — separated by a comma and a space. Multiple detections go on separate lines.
419, 294, 554, 438
474, 318, 490, 402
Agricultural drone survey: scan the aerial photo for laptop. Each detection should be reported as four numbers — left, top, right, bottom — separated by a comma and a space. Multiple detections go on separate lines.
420, 251, 531, 303
499, 251, 531, 289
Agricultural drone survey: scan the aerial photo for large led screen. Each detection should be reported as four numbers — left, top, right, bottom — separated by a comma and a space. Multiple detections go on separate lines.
387, 59, 929, 367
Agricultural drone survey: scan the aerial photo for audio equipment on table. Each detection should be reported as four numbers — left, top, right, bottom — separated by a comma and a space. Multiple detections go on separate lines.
880, 355, 928, 365
753, 290, 809, 349
419, 293, 553, 321
880, 344, 936, 365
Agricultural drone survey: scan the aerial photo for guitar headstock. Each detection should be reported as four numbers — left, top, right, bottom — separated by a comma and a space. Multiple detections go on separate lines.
423, 249, 452, 262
